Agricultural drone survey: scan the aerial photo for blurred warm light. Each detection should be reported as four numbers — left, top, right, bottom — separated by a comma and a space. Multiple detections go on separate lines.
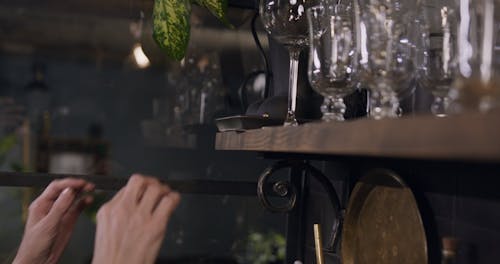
132, 43, 150, 69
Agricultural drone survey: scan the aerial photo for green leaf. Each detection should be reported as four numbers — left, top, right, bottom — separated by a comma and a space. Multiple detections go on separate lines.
0, 134, 16, 155
193, 0, 232, 27
153, 0, 192, 61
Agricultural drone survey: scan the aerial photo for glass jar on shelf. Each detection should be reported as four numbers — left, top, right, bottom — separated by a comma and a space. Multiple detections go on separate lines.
355, 0, 420, 119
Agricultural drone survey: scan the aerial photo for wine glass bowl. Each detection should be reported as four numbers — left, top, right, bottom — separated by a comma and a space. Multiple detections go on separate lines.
260, 0, 316, 126
415, 2, 458, 117
357, 0, 417, 119
260, 0, 310, 47
307, 3, 358, 121
427, 31, 457, 116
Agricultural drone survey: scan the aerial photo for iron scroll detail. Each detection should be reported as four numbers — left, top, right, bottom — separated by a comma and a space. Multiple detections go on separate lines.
257, 160, 342, 252
257, 160, 298, 213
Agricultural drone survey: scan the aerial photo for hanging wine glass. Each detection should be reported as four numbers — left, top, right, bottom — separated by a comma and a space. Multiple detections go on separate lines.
417, 1, 458, 117
260, 0, 316, 126
307, 3, 358, 121
356, 0, 418, 119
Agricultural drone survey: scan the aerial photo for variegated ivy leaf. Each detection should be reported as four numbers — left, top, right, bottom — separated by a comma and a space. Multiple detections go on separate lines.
193, 0, 231, 27
153, 0, 192, 61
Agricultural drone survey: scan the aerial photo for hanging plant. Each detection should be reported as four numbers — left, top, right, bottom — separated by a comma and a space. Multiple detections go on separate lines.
153, 0, 231, 61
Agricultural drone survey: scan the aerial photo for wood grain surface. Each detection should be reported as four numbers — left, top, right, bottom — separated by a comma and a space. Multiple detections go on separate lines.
215, 110, 500, 162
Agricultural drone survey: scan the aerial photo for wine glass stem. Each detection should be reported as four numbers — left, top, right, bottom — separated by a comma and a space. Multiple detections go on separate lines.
285, 47, 301, 126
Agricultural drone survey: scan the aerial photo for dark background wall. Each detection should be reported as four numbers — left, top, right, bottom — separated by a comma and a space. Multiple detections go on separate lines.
0, 51, 285, 263
299, 158, 500, 264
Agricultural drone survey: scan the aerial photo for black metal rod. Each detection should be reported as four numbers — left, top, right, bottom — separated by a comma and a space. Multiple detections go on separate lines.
0, 171, 259, 196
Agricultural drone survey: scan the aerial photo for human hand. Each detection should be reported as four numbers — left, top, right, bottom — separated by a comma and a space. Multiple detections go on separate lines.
92, 174, 181, 264
13, 178, 95, 264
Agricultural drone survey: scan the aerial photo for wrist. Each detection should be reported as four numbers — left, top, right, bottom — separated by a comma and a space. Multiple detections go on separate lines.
92, 252, 116, 264
12, 254, 35, 264
13, 239, 40, 264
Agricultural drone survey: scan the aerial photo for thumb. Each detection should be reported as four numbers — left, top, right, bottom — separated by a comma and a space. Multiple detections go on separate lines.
45, 187, 76, 224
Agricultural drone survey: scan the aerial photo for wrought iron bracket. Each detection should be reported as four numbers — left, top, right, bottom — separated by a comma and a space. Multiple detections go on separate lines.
257, 159, 342, 252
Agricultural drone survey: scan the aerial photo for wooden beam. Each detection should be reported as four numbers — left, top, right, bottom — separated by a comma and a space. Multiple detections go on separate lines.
0, 0, 152, 19
0, 6, 267, 63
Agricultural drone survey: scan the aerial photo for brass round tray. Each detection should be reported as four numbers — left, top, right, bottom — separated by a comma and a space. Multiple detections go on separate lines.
341, 169, 427, 264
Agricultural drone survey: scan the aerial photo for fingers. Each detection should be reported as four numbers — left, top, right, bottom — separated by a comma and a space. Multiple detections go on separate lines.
82, 182, 95, 193
110, 174, 179, 219
122, 174, 161, 205
45, 187, 76, 224
29, 178, 94, 220
139, 184, 169, 214
120, 174, 178, 217
110, 187, 125, 204
40, 178, 90, 201
70, 190, 95, 213
154, 191, 181, 222
61, 193, 94, 227
122, 174, 148, 204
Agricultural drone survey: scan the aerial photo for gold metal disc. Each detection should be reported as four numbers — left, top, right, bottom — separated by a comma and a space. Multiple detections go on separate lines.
341, 169, 427, 264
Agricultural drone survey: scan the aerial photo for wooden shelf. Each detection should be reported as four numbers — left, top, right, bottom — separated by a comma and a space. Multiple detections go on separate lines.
215, 110, 500, 162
